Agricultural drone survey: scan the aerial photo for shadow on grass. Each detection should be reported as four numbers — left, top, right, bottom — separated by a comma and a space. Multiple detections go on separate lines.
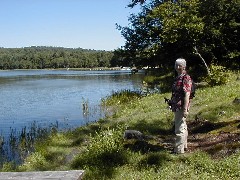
128, 119, 173, 136
82, 167, 117, 180
71, 149, 128, 179
137, 151, 172, 170
189, 119, 240, 134
187, 119, 240, 158
124, 140, 165, 154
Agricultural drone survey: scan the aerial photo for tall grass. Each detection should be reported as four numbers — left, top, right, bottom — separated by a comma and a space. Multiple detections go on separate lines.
0, 121, 58, 168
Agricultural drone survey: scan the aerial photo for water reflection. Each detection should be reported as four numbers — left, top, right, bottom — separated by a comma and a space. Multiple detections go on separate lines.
0, 70, 145, 163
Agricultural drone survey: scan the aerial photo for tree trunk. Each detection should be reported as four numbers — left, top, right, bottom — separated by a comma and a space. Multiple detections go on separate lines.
193, 46, 210, 75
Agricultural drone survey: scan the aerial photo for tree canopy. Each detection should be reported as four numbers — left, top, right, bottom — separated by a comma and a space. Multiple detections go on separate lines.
116, 0, 240, 70
0, 47, 115, 70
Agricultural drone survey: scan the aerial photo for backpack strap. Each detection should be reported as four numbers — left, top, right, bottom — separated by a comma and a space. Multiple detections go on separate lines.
182, 74, 195, 99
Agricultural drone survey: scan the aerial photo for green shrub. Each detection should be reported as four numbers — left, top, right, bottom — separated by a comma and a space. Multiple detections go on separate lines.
19, 152, 50, 171
143, 75, 158, 85
1, 162, 16, 172
71, 125, 128, 170
102, 89, 141, 106
204, 64, 230, 86
143, 73, 173, 93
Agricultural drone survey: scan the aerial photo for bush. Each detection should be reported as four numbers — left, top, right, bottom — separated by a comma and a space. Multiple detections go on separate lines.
204, 64, 230, 86
102, 89, 141, 106
19, 152, 50, 171
143, 73, 173, 94
1, 162, 16, 172
71, 125, 128, 170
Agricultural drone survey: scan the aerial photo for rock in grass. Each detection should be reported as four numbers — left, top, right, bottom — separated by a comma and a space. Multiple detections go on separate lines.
123, 130, 144, 140
233, 97, 240, 104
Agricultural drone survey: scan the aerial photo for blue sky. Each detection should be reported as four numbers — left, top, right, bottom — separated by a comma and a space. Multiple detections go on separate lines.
0, 0, 139, 51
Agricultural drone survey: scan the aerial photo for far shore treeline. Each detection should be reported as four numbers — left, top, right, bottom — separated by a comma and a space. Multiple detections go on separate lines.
0, 47, 119, 70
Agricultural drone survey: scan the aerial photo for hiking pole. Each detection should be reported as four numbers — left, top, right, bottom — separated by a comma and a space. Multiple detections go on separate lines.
164, 97, 172, 109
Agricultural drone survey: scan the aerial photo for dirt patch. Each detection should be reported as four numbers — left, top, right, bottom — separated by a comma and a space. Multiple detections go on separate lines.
186, 132, 240, 158
142, 119, 240, 159
124, 119, 240, 158
179, 120, 240, 158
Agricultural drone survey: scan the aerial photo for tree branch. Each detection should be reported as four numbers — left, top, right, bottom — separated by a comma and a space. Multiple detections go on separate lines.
193, 46, 210, 75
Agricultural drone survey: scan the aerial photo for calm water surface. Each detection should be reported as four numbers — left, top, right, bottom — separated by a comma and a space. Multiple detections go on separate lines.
0, 70, 144, 138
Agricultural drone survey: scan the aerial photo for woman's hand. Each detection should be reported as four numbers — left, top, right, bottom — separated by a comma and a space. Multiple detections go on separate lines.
183, 110, 189, 118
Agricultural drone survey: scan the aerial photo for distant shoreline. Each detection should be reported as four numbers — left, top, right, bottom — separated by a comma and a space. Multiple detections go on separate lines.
0, 67, 123, 71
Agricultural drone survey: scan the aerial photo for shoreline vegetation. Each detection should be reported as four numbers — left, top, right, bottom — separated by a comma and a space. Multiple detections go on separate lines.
0, 67, 142, 72
1, 71, 240, 179
0, 67, 122, 71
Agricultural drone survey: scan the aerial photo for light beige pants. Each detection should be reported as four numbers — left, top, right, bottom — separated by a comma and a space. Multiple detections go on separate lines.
174, 109, 188, 153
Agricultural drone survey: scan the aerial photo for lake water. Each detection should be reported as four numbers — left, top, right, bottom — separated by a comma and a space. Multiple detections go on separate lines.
0, 69, 145, 163
0, 70, 144, 138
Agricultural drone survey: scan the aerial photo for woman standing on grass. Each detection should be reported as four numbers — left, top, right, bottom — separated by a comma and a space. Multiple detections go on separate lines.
171, 58, 192, 154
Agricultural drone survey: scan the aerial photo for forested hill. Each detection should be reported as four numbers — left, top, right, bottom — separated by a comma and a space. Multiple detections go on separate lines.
0, 46, 115, 70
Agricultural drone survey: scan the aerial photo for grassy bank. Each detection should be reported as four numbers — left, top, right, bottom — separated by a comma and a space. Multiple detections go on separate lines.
1, 72, 240, 179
